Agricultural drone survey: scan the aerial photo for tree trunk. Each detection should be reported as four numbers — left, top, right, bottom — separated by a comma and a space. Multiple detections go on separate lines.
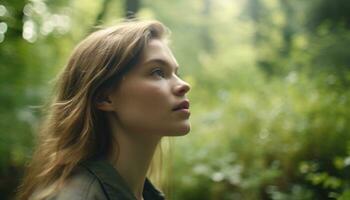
125, 0, 140, 19
93, 0, 112, 27
201, 0, 214, 52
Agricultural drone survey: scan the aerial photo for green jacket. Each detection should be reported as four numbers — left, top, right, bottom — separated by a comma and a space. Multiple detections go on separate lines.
50, 159, 165, 200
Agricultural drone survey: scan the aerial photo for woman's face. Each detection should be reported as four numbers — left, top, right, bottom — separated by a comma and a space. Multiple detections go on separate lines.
106, 39, 191, 136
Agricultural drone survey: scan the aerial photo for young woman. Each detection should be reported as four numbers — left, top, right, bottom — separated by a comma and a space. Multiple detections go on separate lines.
17, 20, 191, 200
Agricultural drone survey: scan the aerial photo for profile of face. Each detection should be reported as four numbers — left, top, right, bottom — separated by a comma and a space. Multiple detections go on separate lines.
98, 39, 191, 137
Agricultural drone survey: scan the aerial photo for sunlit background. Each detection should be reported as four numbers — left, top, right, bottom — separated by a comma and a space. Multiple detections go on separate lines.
1, 0, 350, 199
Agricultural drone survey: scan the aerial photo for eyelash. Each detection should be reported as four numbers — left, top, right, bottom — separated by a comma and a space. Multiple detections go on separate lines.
150, 67, 181, 78
151, 68, 165, 78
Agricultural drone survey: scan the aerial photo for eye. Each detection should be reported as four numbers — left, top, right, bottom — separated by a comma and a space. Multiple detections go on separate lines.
151, 68, 165, 78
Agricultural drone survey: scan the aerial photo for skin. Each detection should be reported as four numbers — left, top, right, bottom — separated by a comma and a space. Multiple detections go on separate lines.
97, 39, 191, 200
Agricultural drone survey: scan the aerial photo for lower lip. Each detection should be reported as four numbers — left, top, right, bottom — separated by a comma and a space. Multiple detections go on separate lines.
174, 108, 191, 115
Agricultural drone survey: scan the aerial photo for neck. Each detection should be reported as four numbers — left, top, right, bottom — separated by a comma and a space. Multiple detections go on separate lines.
108, 114, 161, 200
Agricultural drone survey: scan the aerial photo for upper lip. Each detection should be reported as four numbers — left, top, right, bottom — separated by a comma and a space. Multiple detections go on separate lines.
173, 100, 190, 111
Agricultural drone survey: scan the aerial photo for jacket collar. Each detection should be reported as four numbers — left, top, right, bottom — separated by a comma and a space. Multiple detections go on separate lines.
81, 159, 165, 200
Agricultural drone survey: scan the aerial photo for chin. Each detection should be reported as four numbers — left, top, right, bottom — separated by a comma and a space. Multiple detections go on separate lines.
167, 124, 191, 136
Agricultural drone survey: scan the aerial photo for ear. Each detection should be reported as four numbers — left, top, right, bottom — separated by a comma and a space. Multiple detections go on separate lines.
95, 91, 115, 111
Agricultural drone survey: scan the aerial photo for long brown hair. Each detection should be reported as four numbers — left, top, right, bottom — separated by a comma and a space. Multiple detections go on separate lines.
16, 20, 167, 200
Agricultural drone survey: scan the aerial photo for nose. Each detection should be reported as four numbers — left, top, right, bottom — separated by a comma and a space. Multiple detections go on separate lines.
173, 77, 191, 96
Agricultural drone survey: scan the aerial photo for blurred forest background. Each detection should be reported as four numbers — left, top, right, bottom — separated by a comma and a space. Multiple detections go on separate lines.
1, 0, 350, 199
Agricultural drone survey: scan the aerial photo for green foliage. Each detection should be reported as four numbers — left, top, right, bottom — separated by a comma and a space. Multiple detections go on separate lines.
155, 0, 350, 199
1, 0, 349, 199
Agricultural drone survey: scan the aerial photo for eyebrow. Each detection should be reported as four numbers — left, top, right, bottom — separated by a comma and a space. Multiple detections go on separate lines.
144, 59, 179, 72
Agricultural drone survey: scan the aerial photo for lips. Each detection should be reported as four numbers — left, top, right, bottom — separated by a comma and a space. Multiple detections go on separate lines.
173, 100, 190, 111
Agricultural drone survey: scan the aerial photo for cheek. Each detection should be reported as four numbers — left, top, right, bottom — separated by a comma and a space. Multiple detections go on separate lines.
125, 82, 169, 111
114, 81, 172, 131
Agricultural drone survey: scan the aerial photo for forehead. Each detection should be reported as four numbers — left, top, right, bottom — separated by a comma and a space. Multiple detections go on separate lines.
139, 39, 178, 67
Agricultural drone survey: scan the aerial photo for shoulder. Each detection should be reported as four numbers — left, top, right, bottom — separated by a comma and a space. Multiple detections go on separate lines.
50, 167, 107, 200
